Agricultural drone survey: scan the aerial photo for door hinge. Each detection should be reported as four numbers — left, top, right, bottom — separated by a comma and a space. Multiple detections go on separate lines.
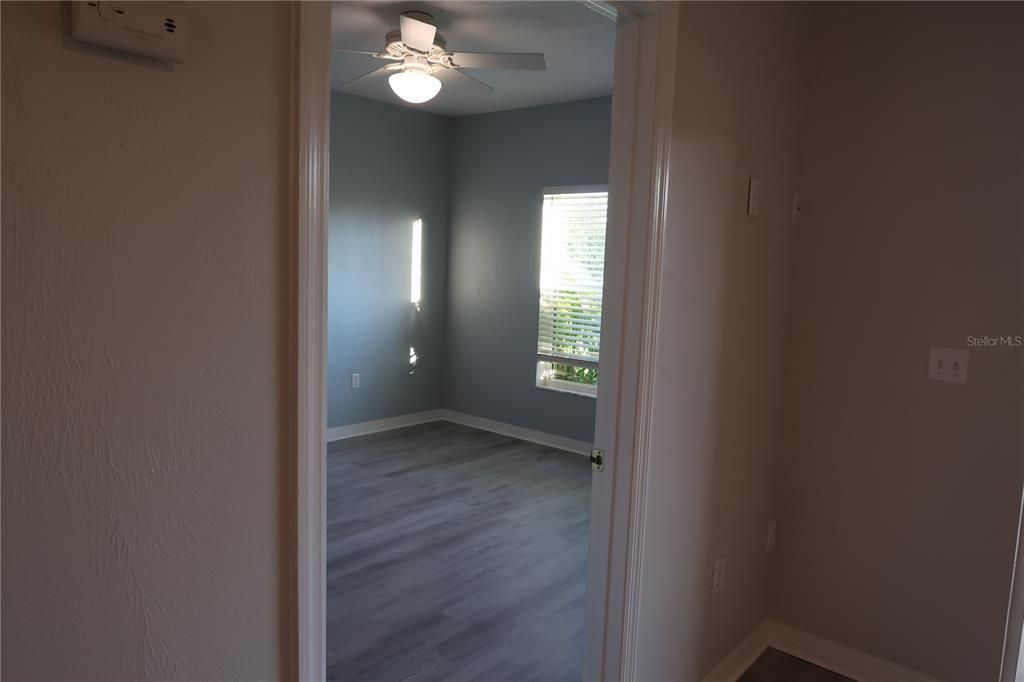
590, 448, 605, 472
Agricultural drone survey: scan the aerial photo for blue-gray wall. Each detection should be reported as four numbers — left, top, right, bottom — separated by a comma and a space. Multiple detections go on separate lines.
327, 92, 451, 428
328, 94, 611, 441
443, 97, 612, 442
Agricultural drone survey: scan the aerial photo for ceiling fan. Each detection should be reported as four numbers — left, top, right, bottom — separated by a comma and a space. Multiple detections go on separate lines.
331, 11, 547, 104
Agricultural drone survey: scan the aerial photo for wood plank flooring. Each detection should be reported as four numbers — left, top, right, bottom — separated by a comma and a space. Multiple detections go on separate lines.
739, 648, 854, 682
326, 421, 591, 681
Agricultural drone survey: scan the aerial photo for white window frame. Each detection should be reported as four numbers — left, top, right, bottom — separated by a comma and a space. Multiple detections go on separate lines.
536, 185, 608, 399
536, 357, 600, 398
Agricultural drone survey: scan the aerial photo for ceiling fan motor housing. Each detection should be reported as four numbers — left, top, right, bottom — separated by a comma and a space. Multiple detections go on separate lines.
384, 29, 447, 56
396, 56, 434, 76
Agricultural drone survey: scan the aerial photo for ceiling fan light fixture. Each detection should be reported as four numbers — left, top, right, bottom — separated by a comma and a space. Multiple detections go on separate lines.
332, 12, 547, 102
388, 70, 442, 104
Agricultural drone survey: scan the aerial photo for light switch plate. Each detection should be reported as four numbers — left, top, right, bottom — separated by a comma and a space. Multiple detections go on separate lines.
928, 347, 969, 384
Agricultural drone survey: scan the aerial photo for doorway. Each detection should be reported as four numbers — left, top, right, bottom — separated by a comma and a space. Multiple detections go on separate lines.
326, 4, 612, 678
293, 3, 679, 680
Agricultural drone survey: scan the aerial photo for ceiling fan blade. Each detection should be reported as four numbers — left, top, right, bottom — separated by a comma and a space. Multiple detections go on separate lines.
448, 68, 494, 91
400, 13, 437, 52
334, 64, 391, 89
449, 52, 546, 71
331, 47, 388, 58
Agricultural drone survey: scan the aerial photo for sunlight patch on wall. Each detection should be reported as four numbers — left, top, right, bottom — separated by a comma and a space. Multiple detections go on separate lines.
411, 219, 422, 310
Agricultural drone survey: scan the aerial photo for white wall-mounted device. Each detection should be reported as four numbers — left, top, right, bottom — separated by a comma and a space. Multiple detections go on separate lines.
71, 1, 187, 63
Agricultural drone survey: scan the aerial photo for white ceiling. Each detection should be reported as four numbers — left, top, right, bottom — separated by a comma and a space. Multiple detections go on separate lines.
329, 1, 615, 117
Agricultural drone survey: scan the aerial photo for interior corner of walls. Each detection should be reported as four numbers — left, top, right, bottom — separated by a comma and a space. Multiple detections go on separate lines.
701, 620, 770, 682
763, 619, 943, 682
326, 410, 447, 442
765, 6, 1024, 682
437, 98, 608, 442
328, 92, 454, 428
438, 410, 592, 456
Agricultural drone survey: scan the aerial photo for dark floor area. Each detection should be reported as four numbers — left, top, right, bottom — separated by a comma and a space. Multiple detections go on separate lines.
740, 647, 854, 682
325, 420, 591, 681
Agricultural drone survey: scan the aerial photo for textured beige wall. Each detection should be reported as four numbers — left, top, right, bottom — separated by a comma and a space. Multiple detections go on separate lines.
771, 4, 1024, 680
632, 4, 811, 678
1, 2, 293, 679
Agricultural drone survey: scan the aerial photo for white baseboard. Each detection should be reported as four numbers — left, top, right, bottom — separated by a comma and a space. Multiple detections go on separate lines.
702, 621, 769, 682
436, 409, 592, 456
702, 619, 940, 682
764, 620, 940, 682
325, 409, 446, 442
325, 409, 592, 456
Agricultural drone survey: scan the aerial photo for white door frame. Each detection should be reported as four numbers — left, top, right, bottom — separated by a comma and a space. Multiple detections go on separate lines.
1001, 490, 1024, 682
583, 2, 678, 681
292, 2, 678, 679
293, 3, 330, 680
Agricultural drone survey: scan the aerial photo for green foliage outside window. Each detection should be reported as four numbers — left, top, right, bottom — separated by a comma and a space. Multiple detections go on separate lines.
545, 288, 600, 386
550, 362, 599, 385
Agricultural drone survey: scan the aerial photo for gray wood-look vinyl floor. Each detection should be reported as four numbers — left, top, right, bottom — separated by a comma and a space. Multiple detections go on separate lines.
326, 421, 591, 682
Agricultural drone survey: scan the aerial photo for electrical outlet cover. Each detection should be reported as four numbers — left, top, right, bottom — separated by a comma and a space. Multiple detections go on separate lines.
712, 558, 726, 594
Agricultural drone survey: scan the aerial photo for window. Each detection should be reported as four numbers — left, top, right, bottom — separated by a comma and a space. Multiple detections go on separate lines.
536, 187, 608, 397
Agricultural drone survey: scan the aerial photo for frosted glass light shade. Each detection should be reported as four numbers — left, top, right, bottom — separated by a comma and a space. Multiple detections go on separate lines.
388, 71, 442, 104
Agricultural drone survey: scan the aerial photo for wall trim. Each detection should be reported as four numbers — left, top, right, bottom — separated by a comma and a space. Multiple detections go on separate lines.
702, 620, 941, 682
437, 410, 592, 456
325, 410, 446, 442
701, 622, 770, 682
325, 409, 592, 456
293, 3, 330, 680
765, 620, 940, 682
1000, 482, 1024, 682
613, 3, 679, 680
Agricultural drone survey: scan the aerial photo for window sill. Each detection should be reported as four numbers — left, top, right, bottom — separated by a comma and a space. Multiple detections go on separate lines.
536, 380, 597, 399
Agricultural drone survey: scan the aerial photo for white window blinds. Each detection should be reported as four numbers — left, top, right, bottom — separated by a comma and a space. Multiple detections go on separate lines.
537, 190, 608, 367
